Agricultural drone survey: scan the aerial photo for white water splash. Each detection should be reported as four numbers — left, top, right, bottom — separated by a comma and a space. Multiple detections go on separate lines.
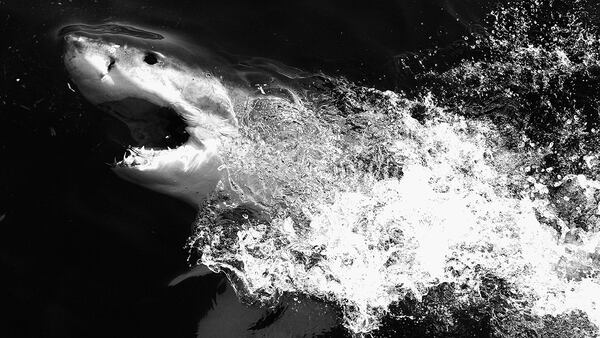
190, 87, 600, 334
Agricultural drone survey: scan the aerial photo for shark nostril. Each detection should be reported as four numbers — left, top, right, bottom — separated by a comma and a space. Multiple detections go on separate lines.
107, 57, 116, 71
65, 36, 84, 51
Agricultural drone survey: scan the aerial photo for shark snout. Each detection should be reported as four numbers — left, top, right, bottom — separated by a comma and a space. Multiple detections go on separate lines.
64, 34, 86, 52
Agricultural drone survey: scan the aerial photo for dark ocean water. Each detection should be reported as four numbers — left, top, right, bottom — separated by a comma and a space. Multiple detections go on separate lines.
3, 1, 600, 337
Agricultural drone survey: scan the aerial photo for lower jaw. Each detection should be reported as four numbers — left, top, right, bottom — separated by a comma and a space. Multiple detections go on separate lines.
111, 140, 223, 206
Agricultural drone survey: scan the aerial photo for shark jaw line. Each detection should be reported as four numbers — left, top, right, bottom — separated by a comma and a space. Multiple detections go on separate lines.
111, 133, 225, 206
117, 137, 218, 173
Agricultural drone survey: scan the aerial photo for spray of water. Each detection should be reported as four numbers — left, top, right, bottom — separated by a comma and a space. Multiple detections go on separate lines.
187, 0, 600, 335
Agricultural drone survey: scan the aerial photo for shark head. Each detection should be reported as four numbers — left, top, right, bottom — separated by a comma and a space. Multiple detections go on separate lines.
62, 25, 241, 206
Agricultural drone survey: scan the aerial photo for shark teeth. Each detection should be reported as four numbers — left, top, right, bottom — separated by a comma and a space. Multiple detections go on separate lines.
115, 141, 215, 172
118, 146, 163, 168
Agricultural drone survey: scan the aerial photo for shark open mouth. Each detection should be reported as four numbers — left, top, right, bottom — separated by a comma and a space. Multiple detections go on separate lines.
101, 96, 222, 205
96, 97, 195, 170
98, 97, 221, 190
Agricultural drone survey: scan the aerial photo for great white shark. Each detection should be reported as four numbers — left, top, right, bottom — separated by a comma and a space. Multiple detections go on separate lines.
61, 24, 262, 207
60, 24, 338, 336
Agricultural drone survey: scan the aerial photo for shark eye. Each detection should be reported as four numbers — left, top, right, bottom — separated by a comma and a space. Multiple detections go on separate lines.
143, 52, 159, 65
